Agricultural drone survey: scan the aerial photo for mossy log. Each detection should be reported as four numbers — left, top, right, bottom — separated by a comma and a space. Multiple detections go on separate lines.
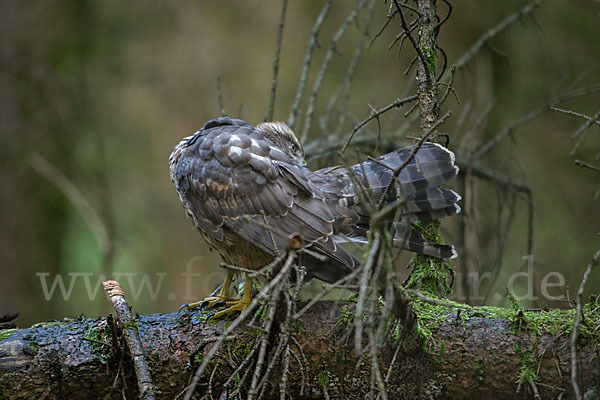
0, 300, 598, 399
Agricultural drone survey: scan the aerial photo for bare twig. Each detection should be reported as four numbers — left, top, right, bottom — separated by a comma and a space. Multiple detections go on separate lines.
265, 0, 289, 122
102, 280, 156, 400
332, 0, 377, 137
369, 10, 396, 49
300, 0, 368, 142
340, 95, 418, 153
354, 232, 381, 353
30, 153, 111, 265
183, 252, 295, 400
387, 20, 418, 51
569, 109, 600, 156
287, 0, 332, 130
574, 159, 600, 172
248, 281, 283, 399
550, 107, 600, 127
392, 0, 433, 88
446, 0, 544, 81
293, 268, 362, 320
472, 85, 600, 160
570, 248, 600, 400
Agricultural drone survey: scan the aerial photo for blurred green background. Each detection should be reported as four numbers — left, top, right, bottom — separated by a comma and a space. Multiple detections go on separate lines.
1, 0, 598, 327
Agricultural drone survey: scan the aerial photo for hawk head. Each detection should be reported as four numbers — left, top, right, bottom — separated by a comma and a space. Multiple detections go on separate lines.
256, 121, 306, 165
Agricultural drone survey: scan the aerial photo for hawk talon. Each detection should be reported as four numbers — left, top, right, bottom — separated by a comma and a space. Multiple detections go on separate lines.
214, 298, 251, 319
214, 274, 253, 318
180, 295, 232, 312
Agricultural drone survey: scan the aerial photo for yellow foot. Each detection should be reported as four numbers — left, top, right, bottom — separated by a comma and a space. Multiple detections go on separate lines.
214, 298, 251, 319
179, 295, 232, 311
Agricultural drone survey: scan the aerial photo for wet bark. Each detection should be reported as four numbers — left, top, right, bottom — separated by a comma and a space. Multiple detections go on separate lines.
0, 301, 596, 399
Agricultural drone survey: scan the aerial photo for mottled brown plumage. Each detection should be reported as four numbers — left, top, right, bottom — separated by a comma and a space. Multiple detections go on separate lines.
170, 117, 460, 315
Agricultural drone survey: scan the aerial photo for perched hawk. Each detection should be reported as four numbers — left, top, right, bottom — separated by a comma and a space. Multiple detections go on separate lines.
170, 117, 460, 317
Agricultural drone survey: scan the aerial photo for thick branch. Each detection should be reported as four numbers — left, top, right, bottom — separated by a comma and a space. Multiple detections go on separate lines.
1, 301, 597, 399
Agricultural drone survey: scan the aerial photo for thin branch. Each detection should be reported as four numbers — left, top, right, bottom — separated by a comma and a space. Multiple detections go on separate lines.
570, 109, 600, 156
29, 153, 111, 262
333, 0, 377, 137
438, 66, 459, 107
550, 107, 600, 127
354, 232, 381, 353
387, 20, 417, 51
293, 268, 362, 320
183, 252, 295, 400
287, 0, 332, 130
265, 0, 289, 122
392, 0, 433, 87
570, 248, 600, 400
369, 10, 396, 49
300, 0, 368, 142
472, 85, 600, 160
340, 95, 418, 153
102, 281, 156, 400
574, 159, 600, 172
444, 0, 544, 82
461, 161, 531, 196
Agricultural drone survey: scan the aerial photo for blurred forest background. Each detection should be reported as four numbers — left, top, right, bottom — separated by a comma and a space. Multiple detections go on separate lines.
0, 0, 598, 327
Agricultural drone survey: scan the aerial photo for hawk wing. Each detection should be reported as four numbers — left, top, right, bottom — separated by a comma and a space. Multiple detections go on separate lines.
170, 117, 358, 282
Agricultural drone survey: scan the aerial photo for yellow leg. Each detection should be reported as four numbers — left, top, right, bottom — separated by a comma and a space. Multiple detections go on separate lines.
214, 273, 253, 318
180, 269, 234, 311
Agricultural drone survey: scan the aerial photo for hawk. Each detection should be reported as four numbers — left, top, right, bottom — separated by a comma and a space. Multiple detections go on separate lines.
170, 117, 460, 317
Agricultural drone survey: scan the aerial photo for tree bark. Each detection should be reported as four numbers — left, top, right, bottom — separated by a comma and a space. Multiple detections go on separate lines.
0, 301, 597, 399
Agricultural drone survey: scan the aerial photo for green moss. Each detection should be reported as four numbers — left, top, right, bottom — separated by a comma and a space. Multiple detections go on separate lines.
409, 294, 600, 356
420, 44, 437, 73
234, 342, 252, 359
232, 374, 241, 390
340, 304, 354, 324
406, 221, 453, 297
412, 221, 442, 243
410, 294, 600, 385
253, 304, 268, 321
123, 318, 139, 332
0, 329, 16, 341
406, 255, 453, 297
514, 340, 538, 384
392, 320, 402, 342
436, 340, 446, 363
411, 299, 455, 344
86, 326, 111, 363
192, 310, 219, 325
317, 371, 329, 387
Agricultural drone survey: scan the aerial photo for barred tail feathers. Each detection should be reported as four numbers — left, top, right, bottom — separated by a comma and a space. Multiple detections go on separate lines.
392, 223, 457, 259
353, 142, 459, 197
